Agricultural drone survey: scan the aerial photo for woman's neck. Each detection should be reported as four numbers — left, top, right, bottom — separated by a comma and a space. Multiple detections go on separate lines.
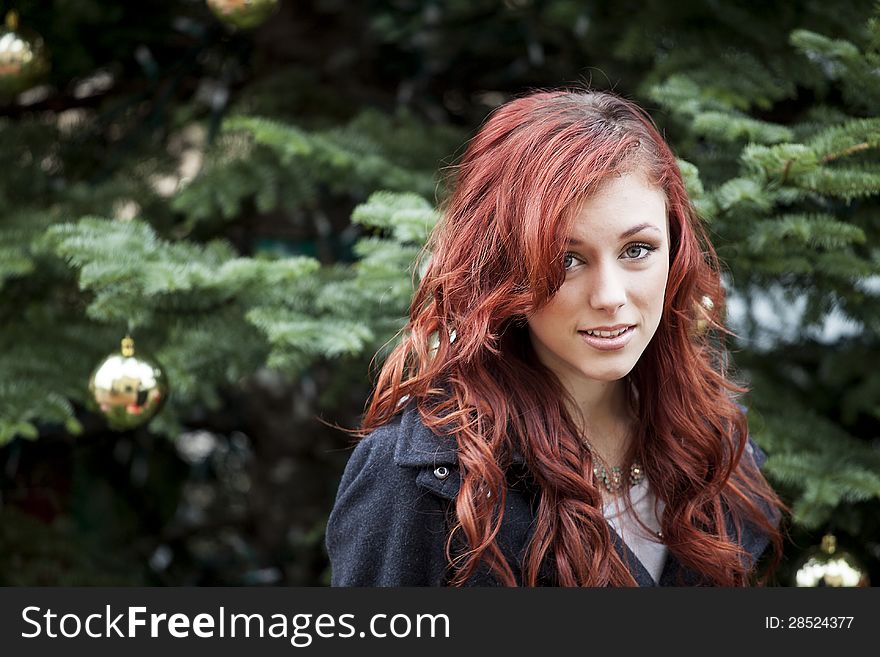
566, 379, 636, 467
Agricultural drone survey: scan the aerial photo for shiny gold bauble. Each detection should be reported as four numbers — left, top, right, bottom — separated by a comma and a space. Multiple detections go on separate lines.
206, 0, 280, 29
88, 336, 168, 431
0, 12, 50, 100
793, 533, 870, 587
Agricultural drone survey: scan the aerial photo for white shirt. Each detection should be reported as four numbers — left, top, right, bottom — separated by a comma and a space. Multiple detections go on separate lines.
603, 478, 668, 583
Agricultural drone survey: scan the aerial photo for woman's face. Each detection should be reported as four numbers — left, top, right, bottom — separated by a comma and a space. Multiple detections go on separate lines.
527, 171, 670, 389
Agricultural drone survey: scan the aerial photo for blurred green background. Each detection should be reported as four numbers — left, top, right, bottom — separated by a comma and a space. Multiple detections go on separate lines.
1, 0, 878, 586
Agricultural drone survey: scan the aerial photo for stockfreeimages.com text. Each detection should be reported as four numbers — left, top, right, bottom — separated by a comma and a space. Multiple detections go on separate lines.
22, 605, 450, 646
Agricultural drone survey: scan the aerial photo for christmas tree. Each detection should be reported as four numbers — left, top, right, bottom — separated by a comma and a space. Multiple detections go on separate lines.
0, 0, 876, 585
645, 5, 880, 584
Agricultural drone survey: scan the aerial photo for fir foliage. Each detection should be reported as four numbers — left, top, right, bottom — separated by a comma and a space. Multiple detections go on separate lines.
648, 8, 880, 536
2, 0, 879, 584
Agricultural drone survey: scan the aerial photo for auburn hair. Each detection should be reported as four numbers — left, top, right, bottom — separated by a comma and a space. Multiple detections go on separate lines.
356, 88, 788, 586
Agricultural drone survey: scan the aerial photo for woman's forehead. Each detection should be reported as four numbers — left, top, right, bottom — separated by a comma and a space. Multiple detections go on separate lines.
562, 174, 669, 242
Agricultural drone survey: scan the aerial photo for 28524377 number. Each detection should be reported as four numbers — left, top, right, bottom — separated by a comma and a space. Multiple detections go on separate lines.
765, 616, 854, 629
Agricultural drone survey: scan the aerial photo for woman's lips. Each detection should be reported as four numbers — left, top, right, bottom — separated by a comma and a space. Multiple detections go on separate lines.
578, 326, 636, 351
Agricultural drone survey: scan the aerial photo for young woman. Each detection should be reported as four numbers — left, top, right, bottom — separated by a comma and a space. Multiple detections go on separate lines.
326, 88, 788, 586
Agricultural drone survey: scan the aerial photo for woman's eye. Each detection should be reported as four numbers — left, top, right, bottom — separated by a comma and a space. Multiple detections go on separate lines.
623, 243, 656, 260
564, 244, 656, 270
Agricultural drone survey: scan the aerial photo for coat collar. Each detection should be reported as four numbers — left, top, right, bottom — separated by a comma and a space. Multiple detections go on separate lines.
391, 399, 771, 586
392, 399, 528, 467
392, 399, 459, 467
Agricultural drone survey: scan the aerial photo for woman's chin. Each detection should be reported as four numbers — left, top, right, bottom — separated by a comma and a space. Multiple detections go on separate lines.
576, 366, 634, 383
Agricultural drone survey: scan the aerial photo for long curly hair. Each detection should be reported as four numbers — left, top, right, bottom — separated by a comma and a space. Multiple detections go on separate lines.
356, 88, 788, 586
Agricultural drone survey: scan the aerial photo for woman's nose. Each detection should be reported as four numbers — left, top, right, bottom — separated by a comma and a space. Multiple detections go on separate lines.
588, 263, 627, 312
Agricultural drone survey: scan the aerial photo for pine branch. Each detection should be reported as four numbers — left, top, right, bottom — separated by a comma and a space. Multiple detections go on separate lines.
746, 213, 866, 252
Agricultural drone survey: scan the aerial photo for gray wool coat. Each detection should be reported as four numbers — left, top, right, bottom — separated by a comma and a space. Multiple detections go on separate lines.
326, 400, 777, 587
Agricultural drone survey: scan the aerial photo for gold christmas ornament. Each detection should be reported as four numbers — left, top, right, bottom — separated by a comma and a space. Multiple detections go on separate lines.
206, 0, 280, 29
0, 11, 50, 100
88, 336, 168, 431
793, 533, 870, 587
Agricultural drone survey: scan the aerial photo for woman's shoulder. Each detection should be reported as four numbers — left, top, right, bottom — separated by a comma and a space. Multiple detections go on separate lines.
327, 398, 459, 586
734, 403, 768, 470
354, 397, 459, 467
339, 398, 462, 501
744, 435, 768, 469
729, 425, 781, 569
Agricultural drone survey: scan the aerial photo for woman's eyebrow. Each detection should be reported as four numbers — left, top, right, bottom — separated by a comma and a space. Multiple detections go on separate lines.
566, 223, 662, 245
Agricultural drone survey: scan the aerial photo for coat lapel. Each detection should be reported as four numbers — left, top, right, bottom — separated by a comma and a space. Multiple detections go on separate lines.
609, 528, 658, 586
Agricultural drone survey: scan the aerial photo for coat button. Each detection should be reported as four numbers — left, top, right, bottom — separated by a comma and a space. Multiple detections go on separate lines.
433, 466, 450, 480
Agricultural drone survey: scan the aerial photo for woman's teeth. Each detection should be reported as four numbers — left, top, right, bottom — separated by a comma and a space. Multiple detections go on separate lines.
583, 327, 629, 338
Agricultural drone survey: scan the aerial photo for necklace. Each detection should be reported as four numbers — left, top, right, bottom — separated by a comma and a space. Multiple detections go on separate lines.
577, 401, 643, 494
582, 437, 645, 494
581, 436, 662, 541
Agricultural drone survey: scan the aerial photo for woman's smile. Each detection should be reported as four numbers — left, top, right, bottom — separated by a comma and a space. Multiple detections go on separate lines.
578, 325, 637, 351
